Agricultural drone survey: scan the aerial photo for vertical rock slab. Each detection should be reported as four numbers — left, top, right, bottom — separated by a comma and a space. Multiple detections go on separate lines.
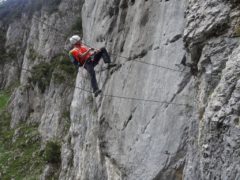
62, 0, 196, 179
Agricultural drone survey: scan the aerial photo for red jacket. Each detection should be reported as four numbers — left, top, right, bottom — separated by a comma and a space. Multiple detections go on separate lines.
69, 44, 94, 65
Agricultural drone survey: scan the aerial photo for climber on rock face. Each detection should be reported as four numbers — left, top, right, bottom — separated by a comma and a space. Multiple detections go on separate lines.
68, 35, 116, 97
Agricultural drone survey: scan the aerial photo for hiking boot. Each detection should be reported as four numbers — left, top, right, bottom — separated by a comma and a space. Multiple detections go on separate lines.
94, 89, 102, 97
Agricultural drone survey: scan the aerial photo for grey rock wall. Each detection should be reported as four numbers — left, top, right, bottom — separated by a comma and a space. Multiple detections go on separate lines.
6, 0, 83, 130
60, 0, 195, 179
184, 0, 240, 180
1, 0, 240, 179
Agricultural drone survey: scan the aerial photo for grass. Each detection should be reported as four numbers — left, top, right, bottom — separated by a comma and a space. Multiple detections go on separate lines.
0, 90, 64, 179
0, 110, 45, 179
0, 92, 52, 179
0, 91, 10, 111
0, 91, 45, 179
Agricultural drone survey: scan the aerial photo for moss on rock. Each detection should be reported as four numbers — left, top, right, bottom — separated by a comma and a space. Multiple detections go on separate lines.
234, 25, 240, 37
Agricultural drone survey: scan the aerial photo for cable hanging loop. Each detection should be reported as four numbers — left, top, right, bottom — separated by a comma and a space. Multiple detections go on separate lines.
14, 65, 191, 107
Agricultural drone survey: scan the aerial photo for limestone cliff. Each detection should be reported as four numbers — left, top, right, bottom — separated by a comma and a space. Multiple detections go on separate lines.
0, 0, 240, 179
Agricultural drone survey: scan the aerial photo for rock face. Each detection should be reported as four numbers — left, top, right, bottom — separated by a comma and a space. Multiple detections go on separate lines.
1, 0, 240, 179
60, 0, 192, 180
183, 1, 240, 180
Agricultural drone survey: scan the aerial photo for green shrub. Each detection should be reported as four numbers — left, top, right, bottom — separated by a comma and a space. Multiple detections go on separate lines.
28, 47, 39, 61
29, 62, 53, 93
71, 18, 83, 35
52, 54, 76, 75
63, 110, 70, 119
0, 30, 18, 64
6, 48, 18, 59
51, 54, 76, 84
44, 141, 61, 164
5, 80, 20, 93
62, 110, 71, 135
29, 53, 76, 92
0, 28, 7, 64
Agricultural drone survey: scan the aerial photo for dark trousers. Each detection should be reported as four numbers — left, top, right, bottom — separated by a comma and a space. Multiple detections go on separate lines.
84, 47, 111, 92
